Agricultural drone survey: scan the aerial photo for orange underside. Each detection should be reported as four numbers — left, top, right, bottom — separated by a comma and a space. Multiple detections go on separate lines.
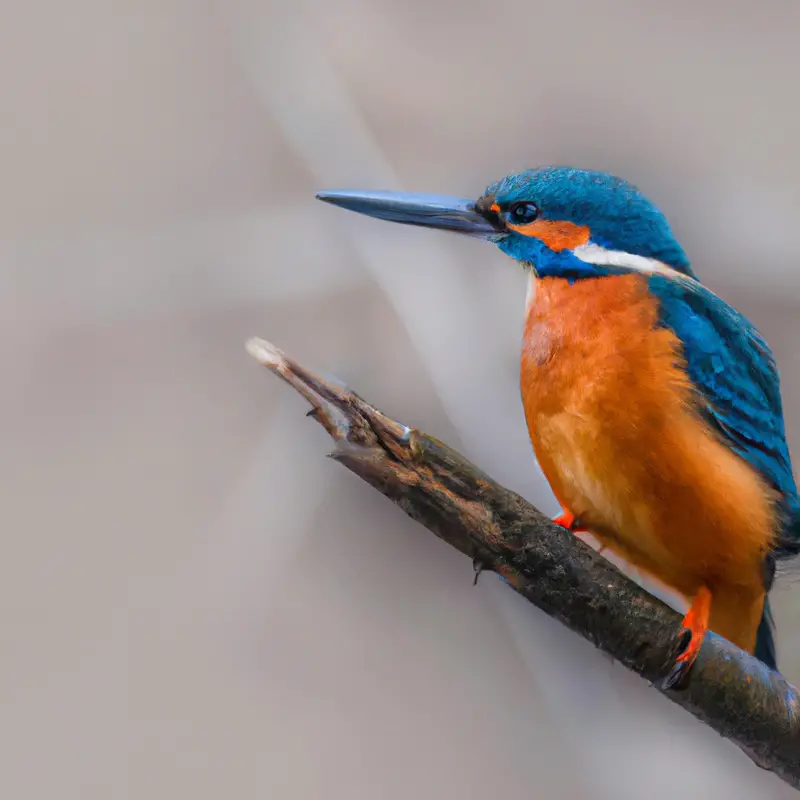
521, 273, 775, 655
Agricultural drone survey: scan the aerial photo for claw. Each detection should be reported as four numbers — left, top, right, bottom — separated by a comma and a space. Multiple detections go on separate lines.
472, 556, 486, 585
552, 509, 588, 533
662, 587, 711, 691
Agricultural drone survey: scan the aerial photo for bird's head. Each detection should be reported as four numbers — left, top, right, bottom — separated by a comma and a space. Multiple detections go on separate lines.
317, 167, 695, 281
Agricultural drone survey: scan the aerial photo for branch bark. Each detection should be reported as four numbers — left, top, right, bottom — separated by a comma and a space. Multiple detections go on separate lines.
246, 336, 800, 791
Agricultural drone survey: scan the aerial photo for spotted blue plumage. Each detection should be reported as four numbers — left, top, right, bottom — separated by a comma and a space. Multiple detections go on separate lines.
487, 167, 694, 277
648, 274, 800, 558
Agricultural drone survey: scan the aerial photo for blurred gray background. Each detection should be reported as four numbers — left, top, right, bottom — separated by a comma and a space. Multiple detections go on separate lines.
2, 0, 800, 797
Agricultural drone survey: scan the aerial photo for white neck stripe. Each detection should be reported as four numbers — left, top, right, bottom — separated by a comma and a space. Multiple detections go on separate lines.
572, 242, 682, 278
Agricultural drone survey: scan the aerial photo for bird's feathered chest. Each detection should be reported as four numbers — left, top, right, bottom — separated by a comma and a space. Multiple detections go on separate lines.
519, 273, 696, 543
520, 273, 689, 425
519, 271, 797, 572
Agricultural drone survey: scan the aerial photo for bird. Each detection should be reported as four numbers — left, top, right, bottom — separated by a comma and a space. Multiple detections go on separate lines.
315, 167, 800, 678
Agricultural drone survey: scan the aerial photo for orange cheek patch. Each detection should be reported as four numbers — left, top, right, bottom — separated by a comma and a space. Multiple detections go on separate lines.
508, 219, 591, 252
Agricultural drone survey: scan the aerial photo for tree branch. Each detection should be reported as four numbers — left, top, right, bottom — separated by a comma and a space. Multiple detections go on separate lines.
245, 336, 800, 791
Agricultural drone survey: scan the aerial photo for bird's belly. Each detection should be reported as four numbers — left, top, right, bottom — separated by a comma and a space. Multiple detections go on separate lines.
520, 275, 776, 595
531, 400, 680, 581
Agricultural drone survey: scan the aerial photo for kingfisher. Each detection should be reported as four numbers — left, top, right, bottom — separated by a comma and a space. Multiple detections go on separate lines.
316, 167, 800, 678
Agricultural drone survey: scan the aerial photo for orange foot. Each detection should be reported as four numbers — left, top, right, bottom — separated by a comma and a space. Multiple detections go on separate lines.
552, 509, 588, 533
663, 586, 711, 690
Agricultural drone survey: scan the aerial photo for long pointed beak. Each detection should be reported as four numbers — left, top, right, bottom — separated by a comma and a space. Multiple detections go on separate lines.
315, 190, 499, 238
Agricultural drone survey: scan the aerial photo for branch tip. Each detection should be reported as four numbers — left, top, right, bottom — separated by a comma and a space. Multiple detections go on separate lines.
245, 337, 286, 368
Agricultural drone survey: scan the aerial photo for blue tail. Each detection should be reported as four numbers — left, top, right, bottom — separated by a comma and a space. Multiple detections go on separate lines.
755, 595, 777, 671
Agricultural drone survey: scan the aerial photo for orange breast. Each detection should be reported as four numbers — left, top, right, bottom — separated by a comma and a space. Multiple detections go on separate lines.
520, 273, 777, 598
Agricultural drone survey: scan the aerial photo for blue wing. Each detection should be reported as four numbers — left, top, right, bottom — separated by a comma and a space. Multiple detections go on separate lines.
648, 273, 800, 556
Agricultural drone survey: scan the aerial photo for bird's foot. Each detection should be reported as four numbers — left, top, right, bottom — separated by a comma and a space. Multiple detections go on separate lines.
663, 586, 711, 691
552, 509, 588, 533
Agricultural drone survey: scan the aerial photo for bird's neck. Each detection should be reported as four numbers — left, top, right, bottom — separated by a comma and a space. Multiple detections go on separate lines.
523, 271, 655, 336
504, 236, 608, 281
502, 236, 696, 282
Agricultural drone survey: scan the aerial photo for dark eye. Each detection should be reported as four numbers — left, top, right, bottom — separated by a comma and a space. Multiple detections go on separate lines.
507, 202, 539, 224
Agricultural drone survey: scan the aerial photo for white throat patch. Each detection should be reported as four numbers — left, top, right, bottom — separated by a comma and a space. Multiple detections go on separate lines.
525, 269, 537, 314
